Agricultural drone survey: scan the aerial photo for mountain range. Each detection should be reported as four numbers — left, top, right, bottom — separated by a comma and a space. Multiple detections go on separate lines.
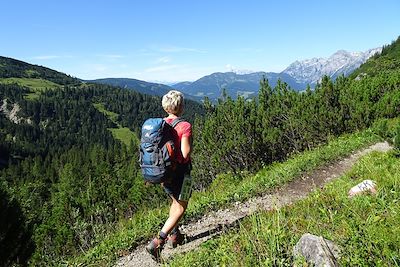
282, 47, 382, 84
173, 47, 381, 100
86, 78, 171, 96
172, 71, 302, 99
89, 47, 381, 101
85, 78, 203, 102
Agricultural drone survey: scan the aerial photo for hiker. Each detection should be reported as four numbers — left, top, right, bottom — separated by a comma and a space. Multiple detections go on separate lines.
146, 90, 193, 260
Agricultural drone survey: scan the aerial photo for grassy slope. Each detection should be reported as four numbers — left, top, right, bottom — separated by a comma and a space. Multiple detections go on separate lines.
0, 77, 61, 100
93, 103, 138, 147
168, 151, 400, 266
109, 127, 138, 147
68, 129, 380, 266
0, 77, 61, 90
0, 56, 80, 85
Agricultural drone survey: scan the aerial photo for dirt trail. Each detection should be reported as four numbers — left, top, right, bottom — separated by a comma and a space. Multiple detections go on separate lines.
116, 142, 392, 267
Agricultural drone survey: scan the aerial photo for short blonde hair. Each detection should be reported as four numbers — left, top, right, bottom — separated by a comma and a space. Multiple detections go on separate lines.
162, 90, 184, 115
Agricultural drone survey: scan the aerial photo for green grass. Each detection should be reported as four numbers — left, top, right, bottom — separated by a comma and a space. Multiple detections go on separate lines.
0, 77, 61, 101
0, 77, 61, 91
109, 127, 137, 147
186, 130, 380, 218
372, 117, 400, 144
168, 151, 400, 266
24, 93, 40, 100
67, 129, 381, 266
93, 103, 119, 123
24, 69, 41, 77
93, 103, 138, 146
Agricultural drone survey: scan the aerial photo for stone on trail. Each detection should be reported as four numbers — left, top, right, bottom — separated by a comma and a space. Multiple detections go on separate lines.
348, 179, 377, 198
293, 233, 340, 267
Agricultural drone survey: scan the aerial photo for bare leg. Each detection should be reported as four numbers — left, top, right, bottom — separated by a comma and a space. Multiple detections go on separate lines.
161, 196, 188, 235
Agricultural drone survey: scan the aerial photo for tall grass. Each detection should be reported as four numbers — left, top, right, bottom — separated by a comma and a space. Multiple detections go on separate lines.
168, 151, 400, 266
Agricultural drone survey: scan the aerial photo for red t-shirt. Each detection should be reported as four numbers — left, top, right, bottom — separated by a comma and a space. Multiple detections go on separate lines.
164, 117, 192, 164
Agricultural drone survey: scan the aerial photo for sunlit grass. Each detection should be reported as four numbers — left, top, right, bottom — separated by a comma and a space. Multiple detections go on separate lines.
0, 77, 61, 101
93, 103, 119, 122
68, 129, 381, 266
0, 77, 61, 91
93, 102, 139, 146
23, 93, 40, 100
109, 127, 137, 147
24, 69, 40, 77
168, 151, 400, 266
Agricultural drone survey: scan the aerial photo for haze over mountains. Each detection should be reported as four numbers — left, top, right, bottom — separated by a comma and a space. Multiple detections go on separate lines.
90, 47, 381, 101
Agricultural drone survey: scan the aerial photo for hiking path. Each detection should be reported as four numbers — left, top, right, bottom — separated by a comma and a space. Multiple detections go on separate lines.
116, 142, 392, 267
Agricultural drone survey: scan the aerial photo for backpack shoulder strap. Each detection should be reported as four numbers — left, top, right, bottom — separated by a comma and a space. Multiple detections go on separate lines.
170, 117, 186, 128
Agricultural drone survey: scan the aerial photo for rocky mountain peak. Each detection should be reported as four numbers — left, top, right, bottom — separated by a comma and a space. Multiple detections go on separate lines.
282, 47, 382, 85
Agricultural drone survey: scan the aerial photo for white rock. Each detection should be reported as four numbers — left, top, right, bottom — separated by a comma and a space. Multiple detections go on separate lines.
348, 180, 377, 197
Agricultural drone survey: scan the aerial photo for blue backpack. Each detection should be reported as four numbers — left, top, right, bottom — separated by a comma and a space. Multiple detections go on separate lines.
139, 118, 184, 184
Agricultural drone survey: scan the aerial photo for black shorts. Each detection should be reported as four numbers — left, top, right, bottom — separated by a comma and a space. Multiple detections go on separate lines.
163, 163, 190, 200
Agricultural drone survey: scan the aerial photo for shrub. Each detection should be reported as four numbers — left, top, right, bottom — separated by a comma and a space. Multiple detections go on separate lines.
393, 123, 400, 154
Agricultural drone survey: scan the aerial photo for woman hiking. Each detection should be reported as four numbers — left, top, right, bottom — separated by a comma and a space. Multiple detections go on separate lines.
146, 90, 193, 261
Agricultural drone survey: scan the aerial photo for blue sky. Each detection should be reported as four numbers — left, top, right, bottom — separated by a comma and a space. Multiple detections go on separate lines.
1, 0, 399, 82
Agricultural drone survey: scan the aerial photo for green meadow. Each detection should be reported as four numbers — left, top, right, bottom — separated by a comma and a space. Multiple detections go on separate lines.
0, 77, 61, 100
93, 102, 138, 146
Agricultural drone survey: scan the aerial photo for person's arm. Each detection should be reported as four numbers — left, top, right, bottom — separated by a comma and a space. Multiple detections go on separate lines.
181, 136, 191, 161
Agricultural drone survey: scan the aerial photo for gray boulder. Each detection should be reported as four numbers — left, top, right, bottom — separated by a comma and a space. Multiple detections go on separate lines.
293, 233, 340, 267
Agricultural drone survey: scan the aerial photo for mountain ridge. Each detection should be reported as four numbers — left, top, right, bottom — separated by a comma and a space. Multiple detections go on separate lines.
86, 77, 171, 96
173, 71, 305, 100
282, 47, 382, 84
86, 78, 203, 101
1, 46, 381, 102
171, 47, 381, 100
0, 56, 80, 86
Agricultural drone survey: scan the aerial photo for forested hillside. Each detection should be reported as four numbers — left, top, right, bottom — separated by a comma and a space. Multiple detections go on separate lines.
0, 56, 80, 85
0, 58, 204, 266
88, 78, 203, 102
351, 36, 400, 78
1, 35, 400, 266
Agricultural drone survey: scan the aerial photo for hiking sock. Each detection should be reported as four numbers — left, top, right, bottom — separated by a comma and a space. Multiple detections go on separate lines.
159, 231, 168, 242
170, 226, 179, 235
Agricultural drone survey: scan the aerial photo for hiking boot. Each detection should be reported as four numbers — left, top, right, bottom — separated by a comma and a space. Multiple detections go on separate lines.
168, 228, 184, 248
145, 237, 165, 262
